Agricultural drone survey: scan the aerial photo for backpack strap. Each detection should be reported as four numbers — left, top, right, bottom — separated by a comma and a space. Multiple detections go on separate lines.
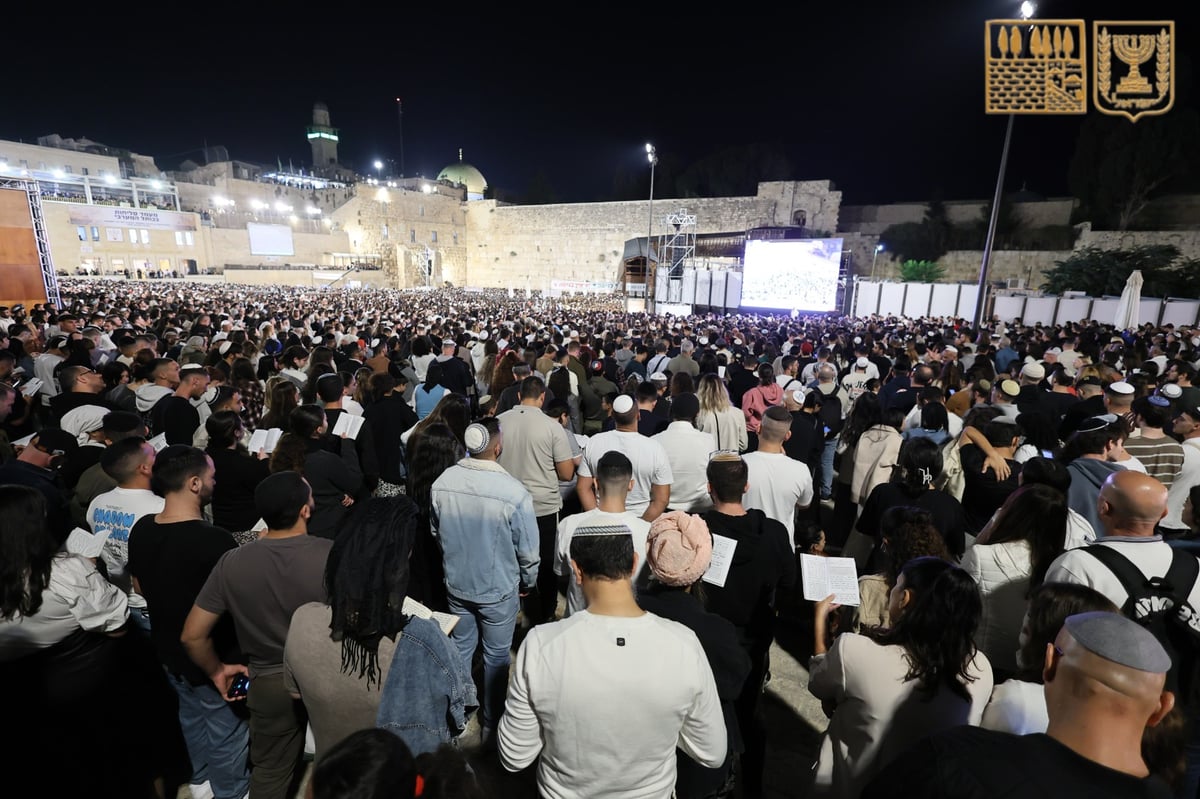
1083, 544, 1200, 614
1164, 548, 1200, 605
1081, 544, 1153, 615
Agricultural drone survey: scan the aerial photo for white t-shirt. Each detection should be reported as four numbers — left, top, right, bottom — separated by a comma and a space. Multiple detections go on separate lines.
741, 450, 814, 549
87, 487, 165, 608
555, 508, 651, 617
652, 422, 716, 512
1044, 538, 1200, 611
578, 430, 673, 517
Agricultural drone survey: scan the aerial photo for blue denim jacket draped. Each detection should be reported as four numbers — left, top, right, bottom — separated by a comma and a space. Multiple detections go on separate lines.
430, 458, 541, 603
375, 616, 477, 756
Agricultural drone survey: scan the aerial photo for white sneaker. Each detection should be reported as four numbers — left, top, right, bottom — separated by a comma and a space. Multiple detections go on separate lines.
189, 781, 214, 799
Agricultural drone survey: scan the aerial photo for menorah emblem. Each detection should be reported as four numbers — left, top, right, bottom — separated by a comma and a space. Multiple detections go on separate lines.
1094, 21, 1175, 122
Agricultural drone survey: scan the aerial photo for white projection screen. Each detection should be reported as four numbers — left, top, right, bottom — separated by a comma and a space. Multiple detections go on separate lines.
741, 238, 842, 312
247, 223, 295, 256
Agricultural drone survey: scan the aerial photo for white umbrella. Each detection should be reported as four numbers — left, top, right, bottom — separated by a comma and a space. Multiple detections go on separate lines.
1113, 269, 1143, 330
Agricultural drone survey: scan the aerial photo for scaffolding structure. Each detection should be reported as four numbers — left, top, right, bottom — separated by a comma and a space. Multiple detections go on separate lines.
656, 209, 696, 307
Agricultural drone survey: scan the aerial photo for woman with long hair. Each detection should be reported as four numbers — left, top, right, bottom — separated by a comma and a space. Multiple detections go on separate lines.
809, 557, 992, 798
547, 358, 582, 433
696, 373, 748, 453
283, 495, 475, 760
205, 410, 271, 546
403, 393, 471, 452
851, 505, 951, 632
259, 377, 300, 431
413, 360, 448, 421
231, 356, 265, 432
741, 363, 784, 450
830, 392, 882, 547
269, 404, 363, 539
404, 423, 465, 612
102, 359, 137, 412
489, 351, 522, 401
856, 436, 966, 557
960, 482, 1068, 676
902, 402, 951, 447
475, 339, 499, 396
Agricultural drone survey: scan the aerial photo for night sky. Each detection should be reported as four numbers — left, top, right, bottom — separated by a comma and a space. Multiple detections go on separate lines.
3, 0, 1191, 205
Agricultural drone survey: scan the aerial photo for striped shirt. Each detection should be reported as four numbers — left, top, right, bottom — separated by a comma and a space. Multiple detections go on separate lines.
1122, 435, 1185, 490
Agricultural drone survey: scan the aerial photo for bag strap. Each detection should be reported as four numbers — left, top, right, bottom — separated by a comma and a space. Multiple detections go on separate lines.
1082, 544, 1166, 615
1164, 548, 1200, 604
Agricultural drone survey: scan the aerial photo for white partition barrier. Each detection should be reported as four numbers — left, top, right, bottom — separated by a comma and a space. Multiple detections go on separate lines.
903, 283, 933, 318
993, 295, 1026, 322
854, 281, 881, 316
1140, 298, 1163, 327
711, 271, 728, 309
956, 285, 980, 319
1090, 298, 1119, 324
930, 284, 961, 317
725, 271, 743, 309
1024, 297, 1059, 326
1056, 298, 1092, 325
681, 269, 697, 305
1162, 299, 1200, 328
879, 283, 907, 316
655, 267, 669, 303
695, 270, 712, 306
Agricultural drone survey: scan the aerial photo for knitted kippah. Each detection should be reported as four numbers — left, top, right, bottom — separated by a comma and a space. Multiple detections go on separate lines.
464, 423, 490, 455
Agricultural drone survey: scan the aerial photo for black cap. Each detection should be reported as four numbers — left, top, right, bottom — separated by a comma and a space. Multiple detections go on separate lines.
34, 428, 79, 455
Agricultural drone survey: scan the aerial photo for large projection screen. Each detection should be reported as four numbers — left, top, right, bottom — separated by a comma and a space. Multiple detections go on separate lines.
247, 223, 295, 256
741, 238, 842, 312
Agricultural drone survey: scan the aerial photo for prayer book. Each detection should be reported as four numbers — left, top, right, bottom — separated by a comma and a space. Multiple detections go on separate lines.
800, 554, 862, 606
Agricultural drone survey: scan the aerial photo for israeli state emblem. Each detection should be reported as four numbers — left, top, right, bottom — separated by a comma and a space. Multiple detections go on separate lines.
985, 19, 1087, 114
1094, 21, 1175, 121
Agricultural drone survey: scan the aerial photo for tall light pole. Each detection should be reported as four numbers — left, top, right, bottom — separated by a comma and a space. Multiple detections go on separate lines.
373, 159, 383, 181
974, 1, 1035, 330
871, 243, 885, 280
646, 143, 657, 305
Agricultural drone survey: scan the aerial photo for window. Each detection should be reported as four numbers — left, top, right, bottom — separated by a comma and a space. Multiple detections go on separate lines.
76, 226, 87, 242
106, 228, 124, 242
410, 229, 416, 243
81, 167, 89, 176
90, 226, 100, 241
63, 166, 73, 175
175, 231, 184, 245
453, 231, 458, 245
431, 231, 437, 243
185, 231, 194, 246
140, 229, 150, 245
419, 205, 425, 217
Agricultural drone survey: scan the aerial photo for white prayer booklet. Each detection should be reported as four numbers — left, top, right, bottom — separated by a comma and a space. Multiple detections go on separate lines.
66, 527, 112, 558
332, 413, 364, 440
800, 554, 861, 607
148, 433, 170, 452
702, 533, 738, 588
402, 596, 459, 636
19, 377, 43, 397
12, 432, 35, 448
248, 427, 284, 454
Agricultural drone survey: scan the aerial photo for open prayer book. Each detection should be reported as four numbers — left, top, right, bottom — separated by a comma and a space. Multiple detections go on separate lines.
331, 413, 365, 440
402, 597, 459, 636
19, 377, 44, 397
248, 427, 284, 454
800, 553, 862, 606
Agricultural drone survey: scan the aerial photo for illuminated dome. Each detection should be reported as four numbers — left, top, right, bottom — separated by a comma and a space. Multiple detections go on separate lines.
437, 150, 487, 199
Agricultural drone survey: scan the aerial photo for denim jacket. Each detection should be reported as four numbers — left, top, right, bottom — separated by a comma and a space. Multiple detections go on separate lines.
430, 458, 541, 603
375, 616, 478, 756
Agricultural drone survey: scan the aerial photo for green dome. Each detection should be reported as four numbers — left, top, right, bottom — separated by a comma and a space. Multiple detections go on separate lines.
437, 153, 487, 198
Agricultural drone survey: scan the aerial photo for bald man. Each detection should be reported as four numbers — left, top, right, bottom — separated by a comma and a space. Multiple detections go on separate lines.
862, 612, 1176, 797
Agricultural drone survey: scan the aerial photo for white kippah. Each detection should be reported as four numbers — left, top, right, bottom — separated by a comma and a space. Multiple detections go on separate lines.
464, 423, 491, 455
612, 394, 635, 414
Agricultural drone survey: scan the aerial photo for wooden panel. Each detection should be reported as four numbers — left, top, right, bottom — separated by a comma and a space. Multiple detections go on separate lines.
0, 188, 34, 228
0, 188, 48, 307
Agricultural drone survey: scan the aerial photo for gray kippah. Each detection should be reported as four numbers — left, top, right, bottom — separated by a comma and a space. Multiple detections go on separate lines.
1064, 611, 1171, 673
574, 524, 632, 538
464, 423, 491, 455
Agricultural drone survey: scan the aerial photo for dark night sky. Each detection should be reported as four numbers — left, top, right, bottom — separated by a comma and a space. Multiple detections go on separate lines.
2, 0, 1191, 205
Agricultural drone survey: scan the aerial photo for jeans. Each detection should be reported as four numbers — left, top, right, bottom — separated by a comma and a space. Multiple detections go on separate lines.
165, 670, 251, 799
447, 591, 520, 730
819, 439, 837, 499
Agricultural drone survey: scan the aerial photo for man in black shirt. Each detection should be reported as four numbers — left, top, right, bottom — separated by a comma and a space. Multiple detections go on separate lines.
151, 364, 210, 445
960, 417, 1023, 535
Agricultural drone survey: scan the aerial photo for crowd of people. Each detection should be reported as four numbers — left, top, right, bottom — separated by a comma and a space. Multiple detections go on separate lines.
1, 276, 1199, 799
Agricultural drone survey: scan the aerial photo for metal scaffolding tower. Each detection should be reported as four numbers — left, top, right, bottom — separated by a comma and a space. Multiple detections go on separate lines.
658, 209, 696, 306
2, 176, 61, 306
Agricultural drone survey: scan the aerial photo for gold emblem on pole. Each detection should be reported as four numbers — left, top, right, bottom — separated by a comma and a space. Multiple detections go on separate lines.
985, 19, 1087, 114
1094, 21, 1175, 122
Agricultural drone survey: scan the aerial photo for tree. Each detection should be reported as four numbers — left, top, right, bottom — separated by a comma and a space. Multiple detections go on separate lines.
1040, 244, 1189, 296
1068, 110, 1200, 229
879, 221, 945, 263
899, 259, 946, 282
674, 143, 793, 198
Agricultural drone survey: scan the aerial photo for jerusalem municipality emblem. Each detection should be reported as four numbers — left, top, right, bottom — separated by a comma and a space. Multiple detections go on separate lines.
1094, 21, 1174, 122
985, 19, 1087, 114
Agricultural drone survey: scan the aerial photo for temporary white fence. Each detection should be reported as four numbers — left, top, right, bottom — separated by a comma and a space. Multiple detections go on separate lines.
850, 279, 1200, 329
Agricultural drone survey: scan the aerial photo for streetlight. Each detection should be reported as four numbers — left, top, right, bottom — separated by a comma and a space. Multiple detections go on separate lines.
871, 243, 885, 280
975, 0, 1036, 329
645, 143, 657, 304
373, 159, 383, 181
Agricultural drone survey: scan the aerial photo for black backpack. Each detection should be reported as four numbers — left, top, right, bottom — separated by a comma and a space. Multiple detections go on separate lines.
1083, 544, 1200, 707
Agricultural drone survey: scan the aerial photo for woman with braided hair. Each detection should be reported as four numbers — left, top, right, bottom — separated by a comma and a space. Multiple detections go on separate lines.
283, 495, 476, 761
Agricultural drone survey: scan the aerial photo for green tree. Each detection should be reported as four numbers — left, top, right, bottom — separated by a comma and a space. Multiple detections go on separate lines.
1068, 110, 1200, 229
879, 221, 944, 263
1040, 244, 1187, 295
674, 143, 793, 198
899, 259, 946, 282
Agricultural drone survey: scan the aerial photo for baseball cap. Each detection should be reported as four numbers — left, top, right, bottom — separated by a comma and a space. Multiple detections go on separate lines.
33, 428, 79, 455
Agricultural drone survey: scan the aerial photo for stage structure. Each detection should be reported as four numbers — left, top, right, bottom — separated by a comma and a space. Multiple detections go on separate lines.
654, 209, 697, 314
0, 176, 60, 308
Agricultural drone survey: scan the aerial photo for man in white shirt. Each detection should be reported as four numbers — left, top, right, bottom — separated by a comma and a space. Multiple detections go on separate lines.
87, 436, 164, 634
576, 394, 673, 521
499, 523, 727, 799
34, 334, 69, 410
742, 406, 814, 549
556, 451, 651, 617
1163, 405, 1200, 534
652, 392, 716, 513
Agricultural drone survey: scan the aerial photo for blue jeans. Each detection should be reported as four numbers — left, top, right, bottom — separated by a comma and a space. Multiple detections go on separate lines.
165, 670, 251, 799
820, 439, 837, 499
447, 591, 519, 730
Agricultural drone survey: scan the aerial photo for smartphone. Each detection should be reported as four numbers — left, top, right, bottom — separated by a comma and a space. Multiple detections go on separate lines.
227, 674, 250, 699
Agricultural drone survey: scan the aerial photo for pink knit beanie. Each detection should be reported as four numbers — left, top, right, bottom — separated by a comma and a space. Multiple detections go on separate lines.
646, 511, 712, 587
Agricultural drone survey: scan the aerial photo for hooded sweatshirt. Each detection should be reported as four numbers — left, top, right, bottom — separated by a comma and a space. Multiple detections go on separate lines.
1066, 458, 1125, 535
134, 383, 173, 413
741, 383, 784, 435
